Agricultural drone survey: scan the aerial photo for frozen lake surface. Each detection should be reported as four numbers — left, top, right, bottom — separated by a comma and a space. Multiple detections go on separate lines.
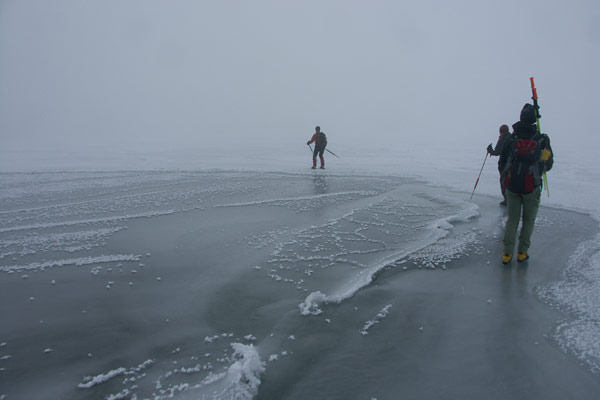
1, 170, 599, 399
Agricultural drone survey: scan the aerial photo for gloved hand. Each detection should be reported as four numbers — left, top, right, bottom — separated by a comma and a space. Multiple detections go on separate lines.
487, 144, 493, 154
540, 148, 551, 161
306, 141, 311, 145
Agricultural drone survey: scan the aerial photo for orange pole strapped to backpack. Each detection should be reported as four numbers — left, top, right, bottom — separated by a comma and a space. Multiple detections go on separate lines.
530, 77, 538, 100
530, 77, 549, 197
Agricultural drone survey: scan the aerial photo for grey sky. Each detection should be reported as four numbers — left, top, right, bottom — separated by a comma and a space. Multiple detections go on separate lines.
1, 0, 599, 157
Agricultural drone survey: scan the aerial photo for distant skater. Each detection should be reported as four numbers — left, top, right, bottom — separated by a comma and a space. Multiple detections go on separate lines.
307, 126, 327, 169
500, 103, 553, 264
487, 124, 512, 205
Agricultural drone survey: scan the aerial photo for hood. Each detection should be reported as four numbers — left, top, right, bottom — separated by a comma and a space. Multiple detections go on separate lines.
512, 121, 538, 139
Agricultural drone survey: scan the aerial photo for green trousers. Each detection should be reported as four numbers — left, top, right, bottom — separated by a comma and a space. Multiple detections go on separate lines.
502, 186, 541, 255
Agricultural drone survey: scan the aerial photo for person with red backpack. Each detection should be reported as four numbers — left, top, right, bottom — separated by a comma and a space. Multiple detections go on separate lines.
487, 124, 512, 205
307, 126, 328, 169
500, 103, 553, 264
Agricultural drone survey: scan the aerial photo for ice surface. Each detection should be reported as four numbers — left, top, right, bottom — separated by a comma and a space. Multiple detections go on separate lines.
0, 165, 599, 399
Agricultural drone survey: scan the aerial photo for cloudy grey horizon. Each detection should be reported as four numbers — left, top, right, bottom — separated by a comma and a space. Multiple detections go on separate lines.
1, 0, 599, 163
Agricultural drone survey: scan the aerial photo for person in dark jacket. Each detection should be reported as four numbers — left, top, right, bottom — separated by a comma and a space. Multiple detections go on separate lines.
307, 126, 327, 169
501, 103, 553, 264
487, 124, 512, 205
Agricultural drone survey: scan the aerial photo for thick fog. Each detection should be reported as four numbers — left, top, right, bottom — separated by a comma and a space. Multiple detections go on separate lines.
1, 0, 599, 164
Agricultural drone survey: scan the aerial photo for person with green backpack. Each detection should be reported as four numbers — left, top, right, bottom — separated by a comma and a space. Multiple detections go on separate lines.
500, 103, 553, 264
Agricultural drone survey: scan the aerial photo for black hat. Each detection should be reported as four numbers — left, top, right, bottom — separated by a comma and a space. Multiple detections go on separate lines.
315, 126, 320, 131
520, 103, 536, 124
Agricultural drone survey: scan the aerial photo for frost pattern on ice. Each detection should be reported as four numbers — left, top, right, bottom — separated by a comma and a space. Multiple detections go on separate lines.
78, 367, 128, 389
215, 190, 375, 209
0, 254, 141, 273
252, 192, 479, 313
536, 233, 600, 374
0, 210, 175, 234
73, 332, 266, 400
0, 171, 483, 398
148, 342, 264, 400
361, 304, 392, 335
0, 171, 263, 274
406, 230, 481, 269
78, 359, 154, 389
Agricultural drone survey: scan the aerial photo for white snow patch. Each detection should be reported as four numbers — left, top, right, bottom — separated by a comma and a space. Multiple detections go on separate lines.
78, 367, 127, 389
200, 343, 265, 400
78, 359, 154, 389
299, 291, 328, 315
536, 233, 600, 374
361, 304, 392, 335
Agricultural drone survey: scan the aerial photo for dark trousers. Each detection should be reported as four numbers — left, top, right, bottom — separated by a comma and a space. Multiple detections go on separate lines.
313, 147, 325, 167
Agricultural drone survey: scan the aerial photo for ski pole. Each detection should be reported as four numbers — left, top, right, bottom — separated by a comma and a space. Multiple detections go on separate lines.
530, 77, 550, 197
308, 143, 313, 153
469, 152, 488, 200
325, 148, 341, 159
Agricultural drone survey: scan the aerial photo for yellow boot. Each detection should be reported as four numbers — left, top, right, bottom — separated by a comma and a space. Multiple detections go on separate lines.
502, 253, 513, 264
517, 252, 529, 262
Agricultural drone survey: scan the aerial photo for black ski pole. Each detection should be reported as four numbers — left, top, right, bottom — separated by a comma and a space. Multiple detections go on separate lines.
469, 152, 488, 200
308, 143, 313, 153
325, 148, 341, 159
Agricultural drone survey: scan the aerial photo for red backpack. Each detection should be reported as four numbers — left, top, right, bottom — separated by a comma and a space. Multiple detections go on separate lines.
503, 134, 545, 194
